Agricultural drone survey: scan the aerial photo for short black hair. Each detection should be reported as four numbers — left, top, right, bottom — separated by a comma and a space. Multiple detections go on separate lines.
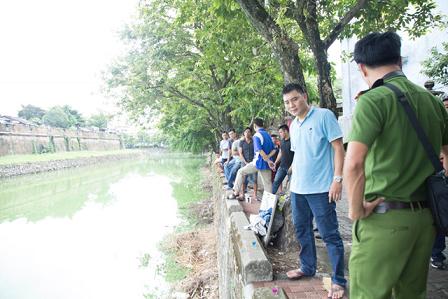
244, 127, 252, 133
278, 124, 289, 132
229, 128, 236, 133
253, 118, 264, 128
282, 83, 306, 95
354, 32, 401, 67
271, 134, 278, 138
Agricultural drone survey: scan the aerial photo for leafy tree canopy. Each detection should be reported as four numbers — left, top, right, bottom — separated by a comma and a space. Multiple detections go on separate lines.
42, 106, 74, 129
61, 105, 85, 127
87, 113, 110, 129
105, 0, 318, 152
17, 105, 46, 123
422, 42, 448, 86
233, 0, 445, 109
40, 105, 85, 128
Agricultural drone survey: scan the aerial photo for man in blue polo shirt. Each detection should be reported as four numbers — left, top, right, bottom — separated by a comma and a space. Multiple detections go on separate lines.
282, 83, 346, 299
228, 118, 275, 200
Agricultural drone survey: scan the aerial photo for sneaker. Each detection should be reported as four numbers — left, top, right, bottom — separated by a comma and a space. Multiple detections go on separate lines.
430, 259, 446, 270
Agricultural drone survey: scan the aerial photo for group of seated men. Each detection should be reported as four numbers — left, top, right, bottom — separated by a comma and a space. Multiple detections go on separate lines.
215, 118, 294, 201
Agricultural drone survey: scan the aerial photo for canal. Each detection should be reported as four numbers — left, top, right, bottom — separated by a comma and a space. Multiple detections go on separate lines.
0, 154, 205, 299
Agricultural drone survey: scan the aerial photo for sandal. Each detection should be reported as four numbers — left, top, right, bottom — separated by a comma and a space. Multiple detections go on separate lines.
286, 269, 307, 280
328, 284, 345, 299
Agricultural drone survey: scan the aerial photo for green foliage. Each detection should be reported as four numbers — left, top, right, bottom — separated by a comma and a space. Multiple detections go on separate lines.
42, 106, 73, 128
31, 140, 54, 154
422, 42, 448, 86
121, 130, 166, 149
262, 0, 445, 44
314, 0, 445, 40
41, 106, 85, 129
87, 113, 110, 129
61, 105, 85, 127
18, 105, 46, 123
104, 0, 293, 152
234, 0, 444, 108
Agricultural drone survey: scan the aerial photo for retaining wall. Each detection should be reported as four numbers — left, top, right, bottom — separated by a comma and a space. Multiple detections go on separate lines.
214, 170, 288, 299
0, 123, 122, 156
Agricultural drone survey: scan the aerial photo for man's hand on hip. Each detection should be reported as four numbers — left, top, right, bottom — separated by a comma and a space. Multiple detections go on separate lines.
362, 198, 384, 219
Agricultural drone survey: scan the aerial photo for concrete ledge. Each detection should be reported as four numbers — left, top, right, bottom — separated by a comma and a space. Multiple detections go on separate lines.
230, 211, 273, 283
224, 195, 244, 215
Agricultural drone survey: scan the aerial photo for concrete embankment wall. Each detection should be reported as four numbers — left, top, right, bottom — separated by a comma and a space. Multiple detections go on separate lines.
213, 170, 288, 299
0, 123, 121, 156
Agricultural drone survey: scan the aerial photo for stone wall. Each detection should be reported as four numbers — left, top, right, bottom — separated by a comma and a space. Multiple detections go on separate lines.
214, 170, 285, 299
0, 123, 122, 156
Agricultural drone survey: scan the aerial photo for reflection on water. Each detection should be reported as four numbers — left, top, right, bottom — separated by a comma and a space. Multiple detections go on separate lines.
0, 154, 205, 299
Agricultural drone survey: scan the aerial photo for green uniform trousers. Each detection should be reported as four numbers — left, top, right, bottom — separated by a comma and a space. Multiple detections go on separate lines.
349, 208, 435, 299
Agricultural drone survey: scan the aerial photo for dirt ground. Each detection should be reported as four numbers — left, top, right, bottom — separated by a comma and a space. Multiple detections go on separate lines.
165, 166, 336, 298
167, 167, 219, 299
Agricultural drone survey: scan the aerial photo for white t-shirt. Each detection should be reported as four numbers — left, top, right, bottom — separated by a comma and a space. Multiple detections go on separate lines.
220, 139, 230, 159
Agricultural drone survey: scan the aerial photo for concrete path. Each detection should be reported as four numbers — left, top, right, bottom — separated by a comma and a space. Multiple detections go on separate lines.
253, 278, 328, 299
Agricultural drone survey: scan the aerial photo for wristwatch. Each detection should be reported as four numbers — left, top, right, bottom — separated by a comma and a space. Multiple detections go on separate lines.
333, 175, 343, 183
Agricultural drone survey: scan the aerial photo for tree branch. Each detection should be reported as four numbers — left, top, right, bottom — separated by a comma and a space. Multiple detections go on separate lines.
167, 87, 218, 123
234, 66, 269, 85
323, 0, 368, 49
236, 0, 307, 85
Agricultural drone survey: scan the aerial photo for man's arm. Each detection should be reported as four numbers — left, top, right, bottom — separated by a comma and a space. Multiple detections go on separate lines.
274, 149, 282, 166
239, 146, 247, 164
344, 141, 383, 220
258, 149, 271, 161
328, 138, 344, 202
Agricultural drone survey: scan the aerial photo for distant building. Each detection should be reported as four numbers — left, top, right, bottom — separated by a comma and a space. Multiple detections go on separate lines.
0, 115, 37, 127
339, 0, 448, 141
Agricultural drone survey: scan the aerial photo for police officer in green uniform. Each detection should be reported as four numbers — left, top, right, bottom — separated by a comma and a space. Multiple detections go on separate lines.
343, 32, 448, 299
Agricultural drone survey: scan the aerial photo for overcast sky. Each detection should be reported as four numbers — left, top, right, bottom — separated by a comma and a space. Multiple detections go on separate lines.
0, 0, 138, 117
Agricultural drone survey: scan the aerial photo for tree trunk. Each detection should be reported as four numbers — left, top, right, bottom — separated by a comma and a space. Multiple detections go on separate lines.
273, 37, 307, 87
294, 0, 337, 114
224, 106, 233, 131
314, 48, 337, 113
236, 0, 307, 89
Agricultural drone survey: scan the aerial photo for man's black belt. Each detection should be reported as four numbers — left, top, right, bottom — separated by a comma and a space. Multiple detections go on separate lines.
373, 201, 429, 214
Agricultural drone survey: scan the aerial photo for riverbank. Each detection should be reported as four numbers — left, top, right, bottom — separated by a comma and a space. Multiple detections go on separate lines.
164, 166, 218, 299
0, 149, 166, 178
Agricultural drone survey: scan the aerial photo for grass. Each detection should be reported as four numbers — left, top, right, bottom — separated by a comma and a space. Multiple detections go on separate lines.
158, 160, 208, 288
0, 149, 140, 165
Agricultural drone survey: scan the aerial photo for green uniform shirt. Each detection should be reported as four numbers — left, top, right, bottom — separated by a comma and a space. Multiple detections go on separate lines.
348, 72, 448, 202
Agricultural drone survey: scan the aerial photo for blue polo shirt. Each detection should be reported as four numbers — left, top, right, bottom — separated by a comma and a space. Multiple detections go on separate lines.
252, 128, 275, 170
290, 106, 342, 194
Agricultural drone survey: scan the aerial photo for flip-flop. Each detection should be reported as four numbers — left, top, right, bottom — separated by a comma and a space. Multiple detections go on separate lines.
286, 269, 306, 280
328, 284, 345, 299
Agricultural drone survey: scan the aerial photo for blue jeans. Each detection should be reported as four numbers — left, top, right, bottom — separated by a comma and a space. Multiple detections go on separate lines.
432, 233, 446, 262
290, 192, 346, 286
224, 159, 241, 188
224, 159, 236, 181
272, 166, 288, 194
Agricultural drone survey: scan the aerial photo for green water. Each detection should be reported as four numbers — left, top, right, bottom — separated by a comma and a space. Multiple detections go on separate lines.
0, 154, 205, 299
